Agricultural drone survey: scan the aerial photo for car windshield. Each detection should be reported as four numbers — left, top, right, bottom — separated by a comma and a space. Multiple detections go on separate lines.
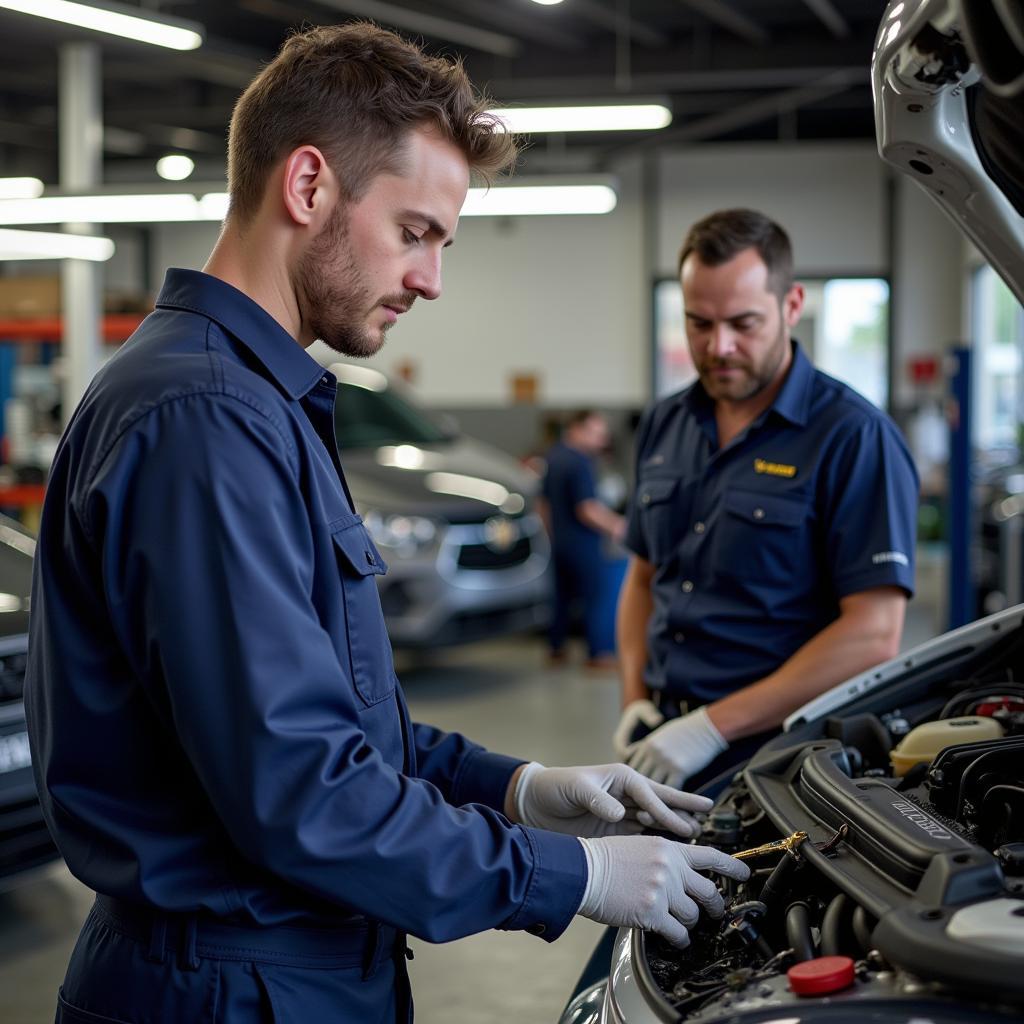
333, 381, 448, 449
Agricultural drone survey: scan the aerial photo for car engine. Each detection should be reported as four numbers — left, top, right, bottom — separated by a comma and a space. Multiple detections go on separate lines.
641, 630, 1024, 1021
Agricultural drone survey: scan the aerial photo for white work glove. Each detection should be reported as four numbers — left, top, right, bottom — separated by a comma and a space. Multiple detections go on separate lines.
577, 835, 750, 946
514, 762, 712, 839
625, 706, 728, 790
612, 698, 665, 759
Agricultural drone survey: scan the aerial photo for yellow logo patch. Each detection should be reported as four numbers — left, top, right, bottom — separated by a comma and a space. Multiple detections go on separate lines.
754, 458, 797, 478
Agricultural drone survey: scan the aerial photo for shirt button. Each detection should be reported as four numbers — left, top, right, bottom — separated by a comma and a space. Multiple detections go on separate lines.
640, 493, 651, 505
365, 551, 375, 565
753, 507, 766, 520
674, 632, 685, 643
694, 521, 705, 534
526, 923, 546, 936
681, 580, 694, 593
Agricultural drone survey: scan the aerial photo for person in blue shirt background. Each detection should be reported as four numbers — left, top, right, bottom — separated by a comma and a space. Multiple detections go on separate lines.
613, 208, 919, 791
541, 410, 626, 668
25, 24, 749, 1024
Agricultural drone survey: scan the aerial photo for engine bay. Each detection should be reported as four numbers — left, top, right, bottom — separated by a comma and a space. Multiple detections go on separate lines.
642, 622, 1024, 1021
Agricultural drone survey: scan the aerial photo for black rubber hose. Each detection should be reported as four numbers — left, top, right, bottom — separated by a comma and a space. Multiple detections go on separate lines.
852, 904, 873, 953
759, 852, 798, 908
785, 901, 816, 962
820, 893, 850, 956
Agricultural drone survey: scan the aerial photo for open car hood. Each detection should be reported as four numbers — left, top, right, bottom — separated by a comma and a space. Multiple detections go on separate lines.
872, 0, 1024, 303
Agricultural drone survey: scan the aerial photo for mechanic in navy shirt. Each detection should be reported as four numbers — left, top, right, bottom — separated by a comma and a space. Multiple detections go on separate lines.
613, 209, 918, 790
541, 411, 626, 666
25, 25, 748, 1024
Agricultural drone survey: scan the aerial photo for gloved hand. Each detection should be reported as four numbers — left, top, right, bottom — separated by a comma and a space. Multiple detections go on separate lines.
612, 698, 665, 759
514, 762, 712, 839
625, 706, 728, 790
577, 835, 750, 946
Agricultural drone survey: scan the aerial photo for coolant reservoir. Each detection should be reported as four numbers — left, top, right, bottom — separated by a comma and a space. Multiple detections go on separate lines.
889, 716, 1005, 776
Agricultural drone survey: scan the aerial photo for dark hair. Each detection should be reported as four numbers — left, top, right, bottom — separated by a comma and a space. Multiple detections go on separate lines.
677, 208, 794, 299
227, 22, 518, 224
567, 409, 600, 429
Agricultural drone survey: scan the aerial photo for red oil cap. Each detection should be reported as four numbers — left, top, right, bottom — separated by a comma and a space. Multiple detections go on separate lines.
787, 956, 856, 996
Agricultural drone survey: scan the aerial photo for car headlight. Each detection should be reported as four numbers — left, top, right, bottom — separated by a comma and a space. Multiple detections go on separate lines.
362, 510, 440, 558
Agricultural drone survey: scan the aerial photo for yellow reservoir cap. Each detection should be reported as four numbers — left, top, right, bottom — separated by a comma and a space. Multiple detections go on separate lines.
889, 716, 1005, 776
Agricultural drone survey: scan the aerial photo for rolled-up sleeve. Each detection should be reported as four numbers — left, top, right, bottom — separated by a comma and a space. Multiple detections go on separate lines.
84, 392, 586, 943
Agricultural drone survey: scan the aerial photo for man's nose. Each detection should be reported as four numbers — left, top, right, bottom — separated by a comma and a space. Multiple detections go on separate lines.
404, 252, 442, 301
706, 324, 737, 359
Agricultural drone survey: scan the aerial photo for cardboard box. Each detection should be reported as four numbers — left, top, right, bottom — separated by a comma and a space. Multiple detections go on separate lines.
0, 276, 61, 319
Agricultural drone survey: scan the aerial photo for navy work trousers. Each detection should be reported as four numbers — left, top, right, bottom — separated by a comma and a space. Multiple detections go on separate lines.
550, 546, 608, 658
55, 896, 412, 1024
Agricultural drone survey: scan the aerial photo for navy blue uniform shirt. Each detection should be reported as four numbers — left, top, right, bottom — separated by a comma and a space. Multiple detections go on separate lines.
25, 268, 585, 941
543, 440, 601, 555
624, 342, 918, 704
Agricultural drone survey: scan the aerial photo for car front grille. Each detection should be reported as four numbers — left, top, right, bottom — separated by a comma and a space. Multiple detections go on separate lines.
456, 536, 532, 571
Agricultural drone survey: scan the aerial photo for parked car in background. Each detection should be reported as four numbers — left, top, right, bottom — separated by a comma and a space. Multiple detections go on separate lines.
0, 515, 58, 889
317, 355, 552, 647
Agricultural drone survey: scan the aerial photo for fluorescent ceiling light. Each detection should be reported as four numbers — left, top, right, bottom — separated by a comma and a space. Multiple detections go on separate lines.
488, 104, 671, 133
156, 154, 195, 182
461, 185, 617, 217
0, 177, 43, 200
0, 194, 208, 224
0, 182, 619, 224
530, 0, 565, 5
0, 227, 114, 261
0, 0, 203, 50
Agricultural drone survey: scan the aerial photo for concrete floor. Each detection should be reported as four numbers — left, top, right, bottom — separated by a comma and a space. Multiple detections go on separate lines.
0, 604, 938, 1023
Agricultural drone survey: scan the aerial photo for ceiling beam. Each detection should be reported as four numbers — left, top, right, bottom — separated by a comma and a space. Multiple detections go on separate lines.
674, 1, 769, 46
570, 0, 669, 49
434, 0, 585, 51
801, 0, 849, 39
487, 65, 866, 100
603, 68, 860, 157
311, 0, 522, 57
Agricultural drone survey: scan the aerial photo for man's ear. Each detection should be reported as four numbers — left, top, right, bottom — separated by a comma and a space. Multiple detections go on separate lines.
281, 145, 335, 228
782, 282, 805, 328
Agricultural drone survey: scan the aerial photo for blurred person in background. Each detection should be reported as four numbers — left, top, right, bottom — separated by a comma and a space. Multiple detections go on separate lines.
540, 410, 627, 669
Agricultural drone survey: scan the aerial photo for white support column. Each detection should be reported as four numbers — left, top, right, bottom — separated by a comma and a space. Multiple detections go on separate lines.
59, 41, 103, 424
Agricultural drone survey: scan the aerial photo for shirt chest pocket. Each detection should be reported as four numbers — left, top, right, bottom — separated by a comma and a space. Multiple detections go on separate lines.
714, 489, 811, 585
331, 517, 397, 707
636, 475, 686, 564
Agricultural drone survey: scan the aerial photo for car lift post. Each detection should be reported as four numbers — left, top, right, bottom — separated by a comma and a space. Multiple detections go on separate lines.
948, 345, 973, 629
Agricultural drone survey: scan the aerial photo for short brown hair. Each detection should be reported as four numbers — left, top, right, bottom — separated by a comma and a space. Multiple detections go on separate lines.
227, 22, 517, 224
678, 208, 794, 299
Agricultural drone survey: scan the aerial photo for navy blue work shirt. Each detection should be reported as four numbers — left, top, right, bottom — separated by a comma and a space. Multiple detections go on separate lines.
624, 342, 918, 704
542, 440, 601, 556
25, 269, 584, 941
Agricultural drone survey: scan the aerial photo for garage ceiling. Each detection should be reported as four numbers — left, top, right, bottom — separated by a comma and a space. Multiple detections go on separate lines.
0, 0, 887, 183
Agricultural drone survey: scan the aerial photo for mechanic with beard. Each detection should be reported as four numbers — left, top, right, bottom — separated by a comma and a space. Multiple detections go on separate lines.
25, 24, 750, 1024
613, 208, 918, 791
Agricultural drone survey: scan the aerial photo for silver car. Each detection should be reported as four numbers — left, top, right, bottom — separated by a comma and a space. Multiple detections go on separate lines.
325, 360, 551, 647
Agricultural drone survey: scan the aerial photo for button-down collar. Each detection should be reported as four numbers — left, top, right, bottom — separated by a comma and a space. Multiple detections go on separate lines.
156, 268, 327, 401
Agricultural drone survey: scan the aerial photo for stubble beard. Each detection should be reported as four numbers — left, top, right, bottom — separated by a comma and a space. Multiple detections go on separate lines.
697, 317, 788, 402
296, 207, 385, 359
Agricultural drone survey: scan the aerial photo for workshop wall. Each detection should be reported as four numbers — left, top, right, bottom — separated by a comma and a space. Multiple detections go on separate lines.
143, 142, 966, 424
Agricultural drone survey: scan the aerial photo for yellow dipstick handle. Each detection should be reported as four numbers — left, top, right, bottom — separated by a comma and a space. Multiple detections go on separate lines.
732, 830, 809, 861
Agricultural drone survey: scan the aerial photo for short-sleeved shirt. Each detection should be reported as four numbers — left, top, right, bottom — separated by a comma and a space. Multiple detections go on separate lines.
25, 268, 585, 945
542, 440, 601, 556
624, 342, 918, 704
